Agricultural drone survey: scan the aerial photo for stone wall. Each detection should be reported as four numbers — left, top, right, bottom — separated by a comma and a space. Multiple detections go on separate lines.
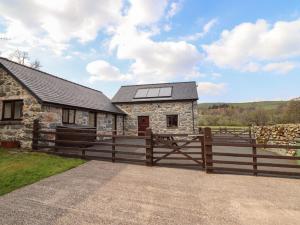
0, 68, 43, 148
97, 113, 124, 134
116, 101, 197, 135
252, 124, 300, 156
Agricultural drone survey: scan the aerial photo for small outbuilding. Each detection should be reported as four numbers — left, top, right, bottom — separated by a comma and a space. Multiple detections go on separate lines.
112, 82, 198, 135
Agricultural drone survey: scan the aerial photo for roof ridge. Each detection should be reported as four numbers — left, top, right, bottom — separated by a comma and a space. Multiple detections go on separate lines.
120, 81, 196, 87
0, 57, 103, 94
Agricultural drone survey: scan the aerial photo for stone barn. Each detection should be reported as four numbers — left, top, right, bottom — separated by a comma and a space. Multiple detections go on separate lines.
112, 82, 198, 135
0, 57, 125, 148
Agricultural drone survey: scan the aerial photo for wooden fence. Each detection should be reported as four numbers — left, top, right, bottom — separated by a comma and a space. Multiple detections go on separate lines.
32, 120, 203, 167
203, 127, 300, 177
32, 120, 150, 165
32, 120, 300, 178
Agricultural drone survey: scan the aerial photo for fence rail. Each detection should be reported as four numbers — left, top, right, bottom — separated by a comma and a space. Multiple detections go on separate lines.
203, 127, 300, 177
31, 120, 300, 178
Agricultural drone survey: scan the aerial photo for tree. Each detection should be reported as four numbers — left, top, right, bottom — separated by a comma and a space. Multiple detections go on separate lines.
284, 101, 300, 123
30, 60, 42, 69
9, 49, 42, 69
9, 49, 29, 65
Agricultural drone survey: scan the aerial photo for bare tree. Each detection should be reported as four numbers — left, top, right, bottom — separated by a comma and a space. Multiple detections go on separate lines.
9, 49, 29, 64
30, 60, 42, 69
9, 49, 42, 69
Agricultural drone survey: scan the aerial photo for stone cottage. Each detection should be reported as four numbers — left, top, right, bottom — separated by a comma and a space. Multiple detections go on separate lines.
0, 57, 125, 148
112, 82, 198, 135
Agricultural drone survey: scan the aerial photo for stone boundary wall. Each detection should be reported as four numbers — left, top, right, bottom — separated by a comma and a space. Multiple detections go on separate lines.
252, 124, 300, 156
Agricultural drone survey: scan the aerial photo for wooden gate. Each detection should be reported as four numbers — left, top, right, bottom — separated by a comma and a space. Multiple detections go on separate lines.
152, 133, 205, 169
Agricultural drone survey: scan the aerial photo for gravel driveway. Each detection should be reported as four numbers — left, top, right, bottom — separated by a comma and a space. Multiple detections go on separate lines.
0, 160, 300, 225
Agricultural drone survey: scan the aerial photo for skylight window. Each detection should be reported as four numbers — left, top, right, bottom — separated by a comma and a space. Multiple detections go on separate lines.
135, 88, 149, 98
147, 88, 160, 97
159, 87, 172, 97
134, 87, 172, 98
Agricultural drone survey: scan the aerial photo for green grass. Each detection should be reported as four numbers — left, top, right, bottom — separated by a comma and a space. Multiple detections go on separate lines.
296, 143, 300, 165
0, 148, 85, 196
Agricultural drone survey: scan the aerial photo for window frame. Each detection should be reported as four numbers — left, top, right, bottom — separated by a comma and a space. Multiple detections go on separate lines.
88, 111, 97, 128
62, 108, 76, 124
166, 114, 178, 128
1, 100, 23, 121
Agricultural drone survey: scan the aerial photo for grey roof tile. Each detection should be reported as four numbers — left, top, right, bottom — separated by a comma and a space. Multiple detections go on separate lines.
112, 82, 198, 103
0, 57, 124, 114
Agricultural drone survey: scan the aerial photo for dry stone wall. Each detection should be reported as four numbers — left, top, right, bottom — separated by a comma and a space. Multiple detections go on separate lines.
252, 124, 300, 156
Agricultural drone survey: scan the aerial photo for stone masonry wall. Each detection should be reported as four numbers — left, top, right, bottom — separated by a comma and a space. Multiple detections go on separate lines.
116, 101, 197, 135
0, 68, 43, 148
252, 124, 300, 156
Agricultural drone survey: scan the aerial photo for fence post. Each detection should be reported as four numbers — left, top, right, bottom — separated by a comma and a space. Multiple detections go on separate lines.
252, 138, 258, 176
145, 128, 153, 166
198, 128, 205, 169
204, 127, 213, 173
249, 125, 252, 138
112, 130, 116, 162
32, 119, 39, 150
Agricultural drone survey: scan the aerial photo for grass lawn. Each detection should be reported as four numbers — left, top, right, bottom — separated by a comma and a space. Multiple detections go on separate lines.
0, 148, 85, 196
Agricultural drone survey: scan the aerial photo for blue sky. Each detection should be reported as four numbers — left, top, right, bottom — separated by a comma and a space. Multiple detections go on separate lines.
0, 0, 299, 102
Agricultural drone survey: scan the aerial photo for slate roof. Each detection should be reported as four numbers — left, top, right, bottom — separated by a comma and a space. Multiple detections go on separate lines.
112, 82, 198, 103
0, 57, 124, 114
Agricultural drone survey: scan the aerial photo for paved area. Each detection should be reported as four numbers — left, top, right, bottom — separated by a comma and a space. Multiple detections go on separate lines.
0, 161, 300, 225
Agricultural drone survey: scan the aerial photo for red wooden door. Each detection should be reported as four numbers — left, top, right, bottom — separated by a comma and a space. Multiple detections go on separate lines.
138, 116, 149, 136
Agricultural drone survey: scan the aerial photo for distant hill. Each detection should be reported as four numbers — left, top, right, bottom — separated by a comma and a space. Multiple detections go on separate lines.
198, 101, 287, 110
292, 97, 300, 101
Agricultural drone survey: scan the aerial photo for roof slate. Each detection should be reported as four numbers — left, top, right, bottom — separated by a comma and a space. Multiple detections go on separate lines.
0, 57, 124, 114
112, 82, 198, 103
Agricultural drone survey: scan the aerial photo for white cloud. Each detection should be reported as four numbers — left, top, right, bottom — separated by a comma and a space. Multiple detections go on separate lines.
105, 0, 202, 83
203, 19, 300, 73
166, 1, 182, 19
262, 61, 296, 74
0, 0, 123, 54
181, 18, 218, 41
86, 60, 132, 81
197, 82, 226, 96
127, 0, 168, 25
0, 0, 204, 83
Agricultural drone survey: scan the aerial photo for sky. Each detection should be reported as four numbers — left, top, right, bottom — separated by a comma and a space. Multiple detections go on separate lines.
0, 0, 300, 103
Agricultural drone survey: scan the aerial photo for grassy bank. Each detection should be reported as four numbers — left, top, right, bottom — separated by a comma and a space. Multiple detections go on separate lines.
0, 148, 85, 196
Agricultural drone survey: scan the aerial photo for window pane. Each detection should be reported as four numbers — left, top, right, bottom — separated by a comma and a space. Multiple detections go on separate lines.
69, 110, 75, 124
14, 101, 23, 119
3, 102, 12, 119
159, 87, 172, 97
166, 115, 178, 128
62, 109, 69, 123
89, 112, 96, 127
135, 89, 148, 98
147, 88, 160, 97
